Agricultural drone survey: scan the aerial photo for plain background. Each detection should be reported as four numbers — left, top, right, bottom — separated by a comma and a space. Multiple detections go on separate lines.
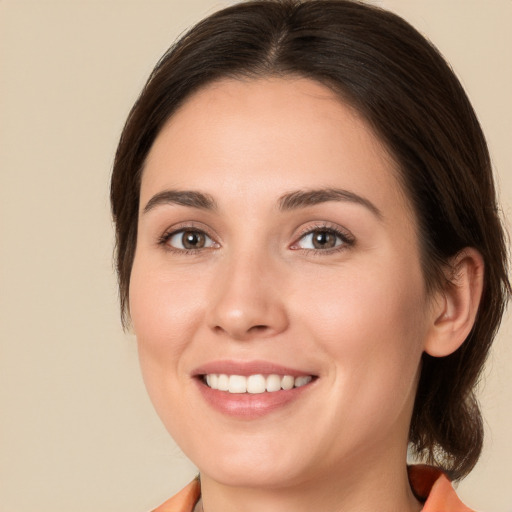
0, 1, 510, 511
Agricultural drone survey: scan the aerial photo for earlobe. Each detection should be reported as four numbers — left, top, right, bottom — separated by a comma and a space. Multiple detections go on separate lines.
424, 248, 485, 358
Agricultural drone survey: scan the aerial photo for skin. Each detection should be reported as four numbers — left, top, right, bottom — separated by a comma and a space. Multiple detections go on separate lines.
129, 77, 481, 512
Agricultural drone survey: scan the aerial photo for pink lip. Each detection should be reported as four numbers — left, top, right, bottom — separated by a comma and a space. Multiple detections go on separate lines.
192, 360, 314, 377
192, 360, 317, 419
195, 380, 314, 418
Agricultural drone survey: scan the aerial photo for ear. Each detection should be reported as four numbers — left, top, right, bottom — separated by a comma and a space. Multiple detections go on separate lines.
424, 248, 485, 357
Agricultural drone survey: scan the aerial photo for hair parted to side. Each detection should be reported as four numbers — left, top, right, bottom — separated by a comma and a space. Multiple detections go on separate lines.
111, 0, 510, 480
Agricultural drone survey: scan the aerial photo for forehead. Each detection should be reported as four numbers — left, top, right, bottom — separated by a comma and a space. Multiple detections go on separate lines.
141, 77, 412, 220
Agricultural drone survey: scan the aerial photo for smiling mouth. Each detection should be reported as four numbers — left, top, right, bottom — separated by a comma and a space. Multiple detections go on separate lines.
202, 374, 314, 394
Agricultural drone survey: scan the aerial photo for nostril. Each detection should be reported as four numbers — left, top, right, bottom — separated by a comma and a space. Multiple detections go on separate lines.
252, 325, 268, 331
212, 323, 273, 339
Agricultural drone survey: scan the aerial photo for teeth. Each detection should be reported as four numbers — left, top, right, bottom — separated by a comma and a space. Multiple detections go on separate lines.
266, 374, 282, 392
204, 373, 313, 394
294, 376, 312, 388
217, 374, 229, 391
247, 374, 266, 394
281, 375, 294, 390
206, 374, 217, 388
228, 375, 247, 393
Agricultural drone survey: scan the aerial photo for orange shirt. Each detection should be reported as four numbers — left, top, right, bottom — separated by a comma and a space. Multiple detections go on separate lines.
152, 466, 474, 512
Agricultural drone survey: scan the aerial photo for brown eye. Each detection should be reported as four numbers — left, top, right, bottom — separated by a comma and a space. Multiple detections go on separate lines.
166, 229, 216, 251
311, 230, 337, 249
294, 228, 347, 251
182, 231, 206, 249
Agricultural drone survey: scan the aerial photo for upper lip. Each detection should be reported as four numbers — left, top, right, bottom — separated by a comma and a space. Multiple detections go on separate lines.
192, 360, 316, 377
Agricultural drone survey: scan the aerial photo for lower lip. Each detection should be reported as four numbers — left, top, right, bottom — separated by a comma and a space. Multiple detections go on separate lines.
195, 378, 314, 419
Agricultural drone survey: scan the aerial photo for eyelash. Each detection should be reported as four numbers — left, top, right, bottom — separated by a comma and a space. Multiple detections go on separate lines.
157, 223, 218, 255
290, 223, 355, 255
157, 222, 355, 255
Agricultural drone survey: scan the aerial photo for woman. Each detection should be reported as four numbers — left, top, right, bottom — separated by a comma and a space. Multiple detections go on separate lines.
110, 1, 510, 511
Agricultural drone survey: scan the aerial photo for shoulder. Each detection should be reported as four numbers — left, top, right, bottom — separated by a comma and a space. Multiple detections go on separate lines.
151, 478, 200, 512
408, 465, 476, 512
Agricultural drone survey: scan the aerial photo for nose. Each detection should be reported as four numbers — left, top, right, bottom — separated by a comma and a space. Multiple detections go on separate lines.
206, 251, 289, 341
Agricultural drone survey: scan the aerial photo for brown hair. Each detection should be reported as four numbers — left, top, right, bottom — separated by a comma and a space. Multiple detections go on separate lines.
111, 0, 510, 480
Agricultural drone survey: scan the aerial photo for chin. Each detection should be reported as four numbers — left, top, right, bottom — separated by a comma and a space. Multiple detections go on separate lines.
200, 460, 303, 490
188, 438, 311, 489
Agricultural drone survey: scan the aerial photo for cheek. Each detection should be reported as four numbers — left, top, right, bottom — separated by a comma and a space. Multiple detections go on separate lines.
129, 257, 202, 352
128, 256, 205, 407
299, 257, 427, 339
302, 274, 427, 448
296, 261, 428, 397
128, 259, 206, 438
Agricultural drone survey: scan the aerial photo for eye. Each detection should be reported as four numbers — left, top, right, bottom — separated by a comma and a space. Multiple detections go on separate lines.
165, 229, 217, 251
293, 227, 351, 251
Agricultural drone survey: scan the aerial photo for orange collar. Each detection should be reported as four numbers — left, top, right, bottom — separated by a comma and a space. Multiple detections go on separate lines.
408, 465, 474, 511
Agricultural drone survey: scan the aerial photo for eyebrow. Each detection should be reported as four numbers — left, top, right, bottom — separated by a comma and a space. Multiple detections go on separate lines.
142, 187, 382, 218
143, 190, 217, 214
278, 188, 382, 218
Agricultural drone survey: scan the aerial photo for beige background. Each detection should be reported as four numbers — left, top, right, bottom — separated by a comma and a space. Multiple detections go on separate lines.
0, 1, 510, 511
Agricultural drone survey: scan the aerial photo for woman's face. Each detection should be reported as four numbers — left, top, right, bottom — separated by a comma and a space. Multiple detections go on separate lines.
130, 78, 437, 488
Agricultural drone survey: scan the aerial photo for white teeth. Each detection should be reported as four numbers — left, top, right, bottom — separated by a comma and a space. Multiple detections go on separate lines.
247, 374, 266, 394
266, 374, 282, 392
217, 374, 229, 391
206, 374, 217, 388
229, 375, 247, 393
204, 373, 314, 393
294, 376, 312, 388
281, 375, 294, 390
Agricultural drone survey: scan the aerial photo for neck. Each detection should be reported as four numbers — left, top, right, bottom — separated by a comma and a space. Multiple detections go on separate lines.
198, 451, 422, 512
